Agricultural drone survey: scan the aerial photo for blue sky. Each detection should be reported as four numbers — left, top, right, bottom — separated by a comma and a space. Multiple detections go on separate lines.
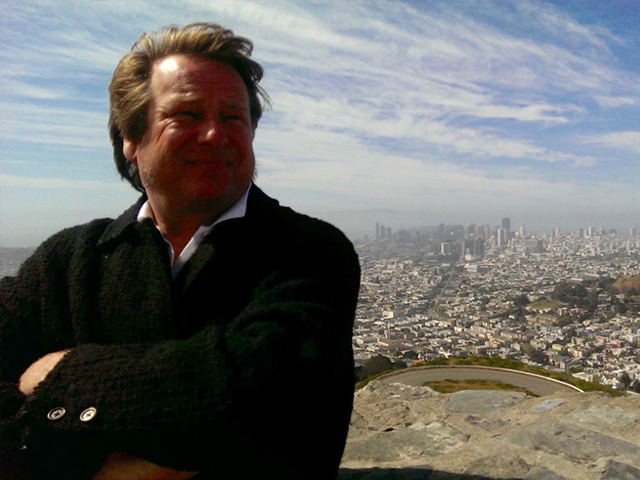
1, 0, 639, 246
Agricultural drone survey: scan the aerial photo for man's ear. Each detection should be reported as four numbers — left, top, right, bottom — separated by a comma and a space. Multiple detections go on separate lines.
122, 138, 137, 163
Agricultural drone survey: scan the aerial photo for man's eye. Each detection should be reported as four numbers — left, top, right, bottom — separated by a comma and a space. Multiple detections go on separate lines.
225, 114, 245, 123
176, 111, 198, 118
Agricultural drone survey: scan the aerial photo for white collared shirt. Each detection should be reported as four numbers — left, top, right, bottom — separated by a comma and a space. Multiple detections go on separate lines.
137, 185, 251, 278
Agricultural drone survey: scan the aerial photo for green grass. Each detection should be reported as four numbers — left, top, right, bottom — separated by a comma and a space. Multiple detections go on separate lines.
425, 378, 538, 396
529, 298, 565, 310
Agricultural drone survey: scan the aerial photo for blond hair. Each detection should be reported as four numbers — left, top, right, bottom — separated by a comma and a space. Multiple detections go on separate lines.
108, 23, 269, 191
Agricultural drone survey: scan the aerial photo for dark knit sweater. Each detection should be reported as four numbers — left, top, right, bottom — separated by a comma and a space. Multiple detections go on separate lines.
0, 186, 360, 479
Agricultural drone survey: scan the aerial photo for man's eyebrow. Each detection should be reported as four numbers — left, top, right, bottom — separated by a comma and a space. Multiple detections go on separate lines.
160, 96, 247, 112
223, 102, 249, 112
161, 95, 203, 108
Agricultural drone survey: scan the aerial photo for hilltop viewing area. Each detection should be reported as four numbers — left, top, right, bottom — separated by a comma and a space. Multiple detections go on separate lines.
340, 226, 640, 478
339, 380, 640, 480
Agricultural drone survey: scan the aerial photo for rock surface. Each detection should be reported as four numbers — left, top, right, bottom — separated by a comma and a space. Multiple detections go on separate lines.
339, 381, 640, 480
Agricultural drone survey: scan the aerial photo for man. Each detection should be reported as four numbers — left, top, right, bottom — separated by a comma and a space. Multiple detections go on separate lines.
0, 23, 360, 479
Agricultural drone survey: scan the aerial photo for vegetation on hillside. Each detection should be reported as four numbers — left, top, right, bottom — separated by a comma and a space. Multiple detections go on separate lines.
354, 354, 406, 389
356, 355, 624, 395
422, 356, 623, 396
549, 276, 635, 314
425, 378, 537, 396
613, 274, 640, 296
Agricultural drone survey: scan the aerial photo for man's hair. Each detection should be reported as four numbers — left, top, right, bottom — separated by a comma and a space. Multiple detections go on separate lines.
108, 22, 269, 192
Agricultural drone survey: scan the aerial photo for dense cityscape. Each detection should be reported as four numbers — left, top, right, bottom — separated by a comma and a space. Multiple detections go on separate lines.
2, 220, 640, 391
353, 219, 640, 391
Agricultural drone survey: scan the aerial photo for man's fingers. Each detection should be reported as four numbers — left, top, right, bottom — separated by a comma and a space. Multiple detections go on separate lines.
18, 350, 70, 396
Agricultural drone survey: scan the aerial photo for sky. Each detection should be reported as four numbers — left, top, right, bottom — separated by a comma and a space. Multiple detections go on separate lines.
1, 0, 639, 246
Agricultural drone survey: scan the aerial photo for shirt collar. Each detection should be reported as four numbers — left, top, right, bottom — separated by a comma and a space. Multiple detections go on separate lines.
137, 183, 251, 230
137, 184, 251, 278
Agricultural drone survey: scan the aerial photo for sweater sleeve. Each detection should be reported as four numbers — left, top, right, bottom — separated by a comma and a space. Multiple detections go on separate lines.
8, 218, 360, 478
1, 223, 117, 477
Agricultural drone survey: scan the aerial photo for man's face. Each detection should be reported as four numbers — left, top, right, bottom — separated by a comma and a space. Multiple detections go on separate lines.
123, 54, 255, 218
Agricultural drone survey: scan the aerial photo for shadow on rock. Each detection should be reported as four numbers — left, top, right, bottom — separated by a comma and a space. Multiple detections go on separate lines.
338, 468, 527, 480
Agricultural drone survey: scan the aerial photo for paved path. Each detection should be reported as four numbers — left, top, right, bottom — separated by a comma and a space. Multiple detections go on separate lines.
379, 365, 581, 396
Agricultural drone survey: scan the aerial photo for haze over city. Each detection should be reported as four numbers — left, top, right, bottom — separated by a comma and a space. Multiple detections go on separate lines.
1, 0, 639, 246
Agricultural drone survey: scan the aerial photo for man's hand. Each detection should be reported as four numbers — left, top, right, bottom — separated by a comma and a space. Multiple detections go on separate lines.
18, 350, 69, 396
92, 453, 199, 480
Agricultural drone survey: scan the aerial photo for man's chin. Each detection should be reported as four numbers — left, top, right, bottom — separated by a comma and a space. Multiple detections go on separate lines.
181, 186, 246, 215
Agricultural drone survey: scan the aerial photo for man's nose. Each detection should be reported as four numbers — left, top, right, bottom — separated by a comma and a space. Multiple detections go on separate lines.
197, 118, 226, 144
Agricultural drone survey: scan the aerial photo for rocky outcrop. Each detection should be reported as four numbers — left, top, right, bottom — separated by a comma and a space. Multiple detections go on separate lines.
339, 381, 640, 480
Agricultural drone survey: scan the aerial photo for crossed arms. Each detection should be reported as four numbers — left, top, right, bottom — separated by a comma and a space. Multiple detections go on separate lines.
1, 208, 360, 479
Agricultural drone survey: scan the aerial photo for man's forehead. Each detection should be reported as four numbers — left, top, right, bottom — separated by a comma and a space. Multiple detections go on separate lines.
150, 55, 248, 100
154, 55, 183, 75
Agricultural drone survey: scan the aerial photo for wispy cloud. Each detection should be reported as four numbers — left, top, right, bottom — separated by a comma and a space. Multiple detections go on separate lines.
0, 102, 108, 149
594, 96, 637, 108
0, 174, 129, 191
582, 131, 640, 154
1, 0, 639, 244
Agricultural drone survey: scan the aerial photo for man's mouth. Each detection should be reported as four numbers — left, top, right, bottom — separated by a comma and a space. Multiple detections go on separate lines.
185, 159, 231, 166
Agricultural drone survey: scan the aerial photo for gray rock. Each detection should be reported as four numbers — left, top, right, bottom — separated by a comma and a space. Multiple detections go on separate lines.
566, 402, 640, 431
347, 410, 372, 439
342, 421, 469, 464
465, 415, 509, 431
500, 421, 640, 464
445, 390, 528, 414
524, 466, 567, 480
342, 381, 640, 480
600, 460, 640, 480
464, 453, 531, 479
363, 381, 441, 401
529, 398, 567, 413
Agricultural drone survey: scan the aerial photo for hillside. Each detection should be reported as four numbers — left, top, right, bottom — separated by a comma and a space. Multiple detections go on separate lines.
613, 274, 640, 295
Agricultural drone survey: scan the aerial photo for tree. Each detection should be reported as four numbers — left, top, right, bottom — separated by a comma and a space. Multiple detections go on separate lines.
513, 294, 530, 308
552, 282, 593, 309
521, 343, 548, 365
402, 350, 419, 360
613, 299, 628, 315
357, 355, 394, 381
619, 371, 632, 390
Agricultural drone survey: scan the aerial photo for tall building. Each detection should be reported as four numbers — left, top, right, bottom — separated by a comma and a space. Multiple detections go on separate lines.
524, 239, 544, 253
631, 227, 637, 237
467, 224, 477, 240
501, 218, 511, 242
375, 222, 380, 240
497, 227, 505, 247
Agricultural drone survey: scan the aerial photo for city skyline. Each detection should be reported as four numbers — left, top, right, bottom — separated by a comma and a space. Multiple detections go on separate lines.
370, 216, 639, 241
2, 0, 640, 246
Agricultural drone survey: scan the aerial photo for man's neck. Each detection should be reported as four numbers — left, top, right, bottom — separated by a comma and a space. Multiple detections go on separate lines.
143, 186, 251, 261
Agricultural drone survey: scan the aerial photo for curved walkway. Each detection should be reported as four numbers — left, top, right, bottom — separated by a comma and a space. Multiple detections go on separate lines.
379, 365, 582, 396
